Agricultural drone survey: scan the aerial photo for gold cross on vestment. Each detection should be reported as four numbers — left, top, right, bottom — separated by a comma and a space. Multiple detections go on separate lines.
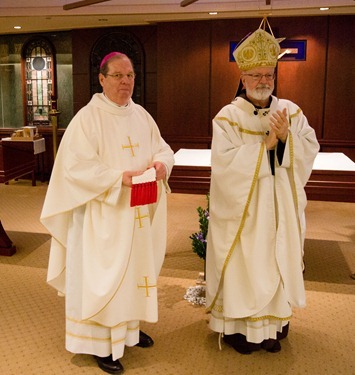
122, 136, 139, 156
135, 207, 149, 228
137, 276, 156, 297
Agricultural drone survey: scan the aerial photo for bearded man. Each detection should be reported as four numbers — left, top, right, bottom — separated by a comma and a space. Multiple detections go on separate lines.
205, 19, 320, 354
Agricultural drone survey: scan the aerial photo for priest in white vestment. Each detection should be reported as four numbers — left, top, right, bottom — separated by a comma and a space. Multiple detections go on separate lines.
205, 18, 320, 354
41, 52, 174, 374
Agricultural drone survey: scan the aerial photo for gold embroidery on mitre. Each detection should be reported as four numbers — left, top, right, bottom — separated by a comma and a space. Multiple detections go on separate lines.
233, 18, 283, 71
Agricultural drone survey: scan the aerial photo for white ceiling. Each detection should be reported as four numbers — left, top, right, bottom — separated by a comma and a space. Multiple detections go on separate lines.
0, 0, 354, 35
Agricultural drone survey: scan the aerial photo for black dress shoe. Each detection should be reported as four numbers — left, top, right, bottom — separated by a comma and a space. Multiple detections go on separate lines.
136, 330, 154, 348
223, 333, 261, 355
261, 339, 281, 353
95, 355, 124, 374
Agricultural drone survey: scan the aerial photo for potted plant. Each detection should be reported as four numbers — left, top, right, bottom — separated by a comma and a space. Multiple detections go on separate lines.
189, 194, 209, 280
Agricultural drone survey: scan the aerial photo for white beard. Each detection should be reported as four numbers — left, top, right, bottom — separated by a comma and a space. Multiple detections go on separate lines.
248, 85, 273, 102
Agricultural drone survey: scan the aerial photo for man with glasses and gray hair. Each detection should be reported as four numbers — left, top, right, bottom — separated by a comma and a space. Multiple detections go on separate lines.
41, 52, 174, 374
206, 19, 319, 355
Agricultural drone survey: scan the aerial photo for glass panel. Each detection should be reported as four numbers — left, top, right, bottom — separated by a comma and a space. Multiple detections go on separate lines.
0, 63, 24, 128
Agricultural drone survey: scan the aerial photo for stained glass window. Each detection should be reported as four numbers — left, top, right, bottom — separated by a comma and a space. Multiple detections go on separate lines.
23, 38, 56, 125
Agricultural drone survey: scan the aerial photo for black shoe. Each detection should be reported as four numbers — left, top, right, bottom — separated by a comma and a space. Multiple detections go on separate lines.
95, 355, 124, 374
136, 330, 154, 348
223, 333, 261, 355
261, 339, 281, 353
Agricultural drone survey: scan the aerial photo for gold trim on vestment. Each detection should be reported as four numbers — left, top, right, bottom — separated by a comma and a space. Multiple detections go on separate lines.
211, 312, 292, 322
287, 130, 303, 248
206, 142, 265, 312
215, 116, 265, 136
65, 319, 139, 344
290, 108, 302, 119
66, 316, 128, 328
66, 331, 110, 342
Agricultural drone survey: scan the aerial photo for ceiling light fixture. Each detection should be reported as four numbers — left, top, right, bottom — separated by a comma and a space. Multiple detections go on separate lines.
14, 26, 22, 29
320, 7, 330, 11
209, 12, 218, 15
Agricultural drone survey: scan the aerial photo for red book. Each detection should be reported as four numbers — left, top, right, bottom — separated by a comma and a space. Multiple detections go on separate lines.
130, 167, 157, 207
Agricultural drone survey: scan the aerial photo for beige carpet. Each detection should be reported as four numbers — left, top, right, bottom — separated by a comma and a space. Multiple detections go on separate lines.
0, 181, 354, 375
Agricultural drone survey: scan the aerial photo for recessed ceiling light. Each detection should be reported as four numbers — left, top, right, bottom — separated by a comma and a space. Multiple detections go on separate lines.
209, 12, 218, 15
14, 26, 22, 29
320, 7, 330, 11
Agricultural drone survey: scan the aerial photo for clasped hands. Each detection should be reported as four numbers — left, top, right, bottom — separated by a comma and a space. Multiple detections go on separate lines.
265, 108, 289, 150
122, 161, 166, 187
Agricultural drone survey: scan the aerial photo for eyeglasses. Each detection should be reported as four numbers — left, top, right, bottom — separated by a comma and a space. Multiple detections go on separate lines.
242, 73, 275, 81
105, 73, 136, 80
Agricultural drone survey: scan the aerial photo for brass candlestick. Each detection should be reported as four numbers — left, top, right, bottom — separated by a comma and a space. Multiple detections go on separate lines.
49, 97, 60, 159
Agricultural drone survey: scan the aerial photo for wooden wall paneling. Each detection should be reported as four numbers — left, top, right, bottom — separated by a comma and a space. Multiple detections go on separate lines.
142, 27, 158, 120
157, 21, 212, 147
323, 15, 355, 159
144, 70, 158, 121
72, 30, 92, 113
275, 16, 328, 141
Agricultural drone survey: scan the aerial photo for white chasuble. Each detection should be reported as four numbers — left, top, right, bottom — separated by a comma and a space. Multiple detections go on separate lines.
206, 96, 319, 343
41, 93, 174, 359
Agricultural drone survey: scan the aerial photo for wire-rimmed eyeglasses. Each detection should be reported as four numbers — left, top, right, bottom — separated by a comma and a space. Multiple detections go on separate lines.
242, 73, 275, 81
105, 73, 136, 80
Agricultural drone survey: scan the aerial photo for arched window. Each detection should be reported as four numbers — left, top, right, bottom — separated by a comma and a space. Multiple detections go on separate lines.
90, 31, 144, 105
22, 37, 56, 126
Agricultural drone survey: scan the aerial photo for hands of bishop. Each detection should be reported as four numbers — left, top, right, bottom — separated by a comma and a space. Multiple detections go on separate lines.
264, 129, 278, 150
269, 108, 289, 143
